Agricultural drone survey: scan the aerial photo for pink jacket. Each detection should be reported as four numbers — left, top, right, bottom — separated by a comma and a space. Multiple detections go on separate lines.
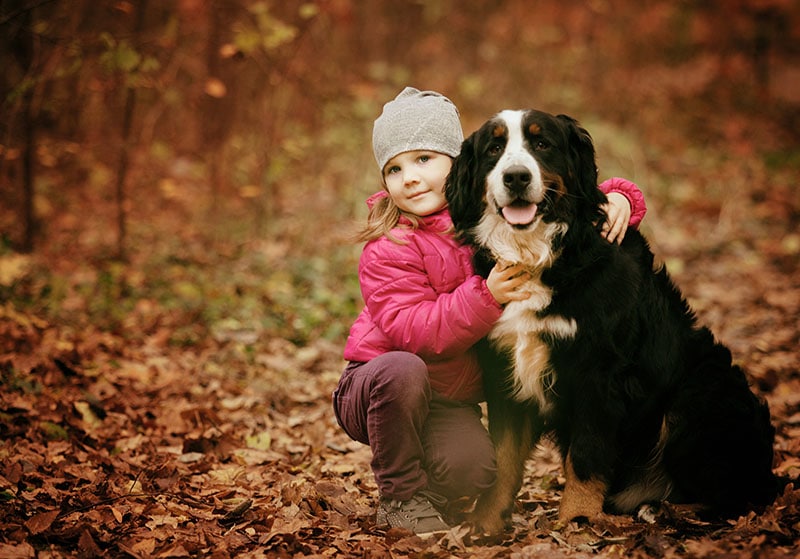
343, 177, 646, 403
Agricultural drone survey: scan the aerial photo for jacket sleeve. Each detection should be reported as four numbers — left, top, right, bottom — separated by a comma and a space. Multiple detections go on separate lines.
359, 240, 503, 359
599, 177, 647, 228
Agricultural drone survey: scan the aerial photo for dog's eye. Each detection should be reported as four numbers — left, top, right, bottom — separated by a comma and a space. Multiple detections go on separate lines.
487, 144, 502, 156
533, 140, 550, 151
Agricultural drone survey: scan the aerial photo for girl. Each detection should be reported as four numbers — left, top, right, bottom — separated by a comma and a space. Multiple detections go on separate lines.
333, 87, 646, 535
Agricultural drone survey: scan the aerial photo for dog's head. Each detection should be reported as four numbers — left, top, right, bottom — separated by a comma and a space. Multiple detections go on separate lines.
446, 110, 606, 258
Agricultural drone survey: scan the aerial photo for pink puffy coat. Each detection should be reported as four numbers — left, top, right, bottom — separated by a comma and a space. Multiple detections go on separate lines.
343, 178, 647, 403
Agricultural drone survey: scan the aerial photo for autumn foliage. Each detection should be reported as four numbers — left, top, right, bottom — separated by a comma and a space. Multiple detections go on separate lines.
1, 1, 799, 557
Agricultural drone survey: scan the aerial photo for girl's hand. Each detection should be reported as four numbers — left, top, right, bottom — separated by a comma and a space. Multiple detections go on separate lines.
601, 192, 632, 244
487, 262, 530, 305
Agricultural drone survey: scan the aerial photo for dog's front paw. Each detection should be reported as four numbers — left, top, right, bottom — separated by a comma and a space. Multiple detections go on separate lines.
467, 510, 508, 536
559, 453, 607, 522
558, 478, 606, 522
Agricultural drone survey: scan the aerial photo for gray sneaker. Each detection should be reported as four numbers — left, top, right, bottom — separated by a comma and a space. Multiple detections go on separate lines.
376, 491, 450, 535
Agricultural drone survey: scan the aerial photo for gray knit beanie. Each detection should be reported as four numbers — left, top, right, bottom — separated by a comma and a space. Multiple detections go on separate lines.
372, 87, 464, 172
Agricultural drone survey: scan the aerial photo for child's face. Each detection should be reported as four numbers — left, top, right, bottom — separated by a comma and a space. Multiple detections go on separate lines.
383, 150, 452, 217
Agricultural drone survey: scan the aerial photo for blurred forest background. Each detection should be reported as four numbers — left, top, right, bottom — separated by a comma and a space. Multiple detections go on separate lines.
2, 1, 800, 557
1, 0, 799, 346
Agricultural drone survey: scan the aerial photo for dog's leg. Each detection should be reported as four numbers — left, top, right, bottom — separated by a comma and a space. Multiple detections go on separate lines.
558, 451, 607, 522
471, 410, 540, 534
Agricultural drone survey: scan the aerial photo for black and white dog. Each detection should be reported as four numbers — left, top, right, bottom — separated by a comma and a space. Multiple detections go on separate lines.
445, 109, 777, 533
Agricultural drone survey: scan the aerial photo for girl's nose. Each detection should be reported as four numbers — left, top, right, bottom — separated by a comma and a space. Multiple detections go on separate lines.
403, 169, 420, 185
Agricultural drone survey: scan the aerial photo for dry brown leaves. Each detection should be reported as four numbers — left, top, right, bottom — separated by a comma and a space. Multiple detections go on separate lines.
2, 286, 799, 558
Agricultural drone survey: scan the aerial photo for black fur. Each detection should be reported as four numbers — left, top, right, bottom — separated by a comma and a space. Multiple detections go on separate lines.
445, 110, 777, 530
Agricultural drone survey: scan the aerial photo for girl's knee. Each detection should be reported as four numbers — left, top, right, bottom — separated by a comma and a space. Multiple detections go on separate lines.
372, 351, 430, 400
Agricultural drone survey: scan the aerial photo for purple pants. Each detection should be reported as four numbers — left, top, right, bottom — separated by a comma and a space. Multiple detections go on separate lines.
332, 351, 496, 501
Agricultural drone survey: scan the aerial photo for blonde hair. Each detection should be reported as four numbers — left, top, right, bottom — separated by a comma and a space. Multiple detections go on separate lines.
353, 191, 421, 244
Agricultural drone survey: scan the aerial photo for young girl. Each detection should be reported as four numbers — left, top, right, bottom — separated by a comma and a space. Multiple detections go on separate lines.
333, 87, 647, 535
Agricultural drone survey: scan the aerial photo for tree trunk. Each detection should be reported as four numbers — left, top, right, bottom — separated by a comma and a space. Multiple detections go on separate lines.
113, 0, 148, 260
21, 90, 35, 253
114, 86, 136, 260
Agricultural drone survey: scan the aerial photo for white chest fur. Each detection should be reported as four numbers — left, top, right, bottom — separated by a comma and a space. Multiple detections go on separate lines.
489, 275, 577, 412
473, 178, 575, 411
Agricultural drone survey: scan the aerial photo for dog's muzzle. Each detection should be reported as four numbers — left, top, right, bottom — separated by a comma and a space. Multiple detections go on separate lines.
496, 165, 540, 227
503, 165, 533, 196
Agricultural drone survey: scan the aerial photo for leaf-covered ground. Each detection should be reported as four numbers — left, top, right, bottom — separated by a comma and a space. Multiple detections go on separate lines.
1, 251, 799, 559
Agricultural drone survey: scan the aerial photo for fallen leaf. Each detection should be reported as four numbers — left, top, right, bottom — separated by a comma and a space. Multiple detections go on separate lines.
24, 509, 60, 535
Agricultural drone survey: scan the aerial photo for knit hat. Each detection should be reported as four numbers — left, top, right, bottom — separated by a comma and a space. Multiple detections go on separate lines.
372, 87, 464, 172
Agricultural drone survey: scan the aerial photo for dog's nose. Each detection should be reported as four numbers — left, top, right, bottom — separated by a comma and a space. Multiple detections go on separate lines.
503, 165, 532, 194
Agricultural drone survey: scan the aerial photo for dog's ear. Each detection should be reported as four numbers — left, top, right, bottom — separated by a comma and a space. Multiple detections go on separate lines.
557, 113, 606, 228
557, 114, 600, 196
445, 132, 482, 238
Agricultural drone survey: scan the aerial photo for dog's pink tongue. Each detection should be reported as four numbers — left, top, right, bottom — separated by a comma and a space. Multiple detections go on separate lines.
501, 204, 538, 225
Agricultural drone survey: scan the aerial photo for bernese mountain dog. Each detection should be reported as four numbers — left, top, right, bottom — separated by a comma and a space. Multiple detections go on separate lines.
444, 109, 777, 534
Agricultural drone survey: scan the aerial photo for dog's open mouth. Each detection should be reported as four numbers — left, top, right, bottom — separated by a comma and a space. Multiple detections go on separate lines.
499, 200, 538, 227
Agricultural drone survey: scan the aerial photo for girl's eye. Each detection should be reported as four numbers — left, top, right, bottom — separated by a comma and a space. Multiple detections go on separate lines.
418, 154, 430, 163
386, 166, 400, 175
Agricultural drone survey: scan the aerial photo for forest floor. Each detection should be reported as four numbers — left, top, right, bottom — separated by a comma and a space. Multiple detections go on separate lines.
2, 116, 800, 558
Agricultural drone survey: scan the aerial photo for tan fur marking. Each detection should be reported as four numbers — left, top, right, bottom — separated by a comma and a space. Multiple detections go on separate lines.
492, 124, 506, 138
542, 170, 567, 200
471, 419, 534, 534
559, 452, 607, 522
528, 123, 541, 134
